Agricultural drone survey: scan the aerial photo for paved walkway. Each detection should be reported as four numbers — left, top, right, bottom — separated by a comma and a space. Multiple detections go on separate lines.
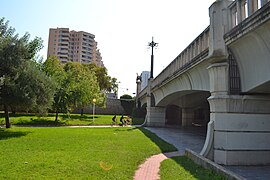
134, 151, 181, 180
139, 127, 270, 180
133, 127, 206, 180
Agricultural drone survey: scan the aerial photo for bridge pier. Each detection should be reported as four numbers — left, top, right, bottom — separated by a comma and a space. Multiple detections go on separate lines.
208, 62, 270, 165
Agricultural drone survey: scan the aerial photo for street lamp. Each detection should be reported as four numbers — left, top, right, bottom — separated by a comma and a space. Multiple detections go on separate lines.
92, 98, 96, 123
148, 37, 158, 78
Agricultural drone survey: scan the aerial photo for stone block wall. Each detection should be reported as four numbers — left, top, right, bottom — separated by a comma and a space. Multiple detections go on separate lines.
73, 98, 125, 115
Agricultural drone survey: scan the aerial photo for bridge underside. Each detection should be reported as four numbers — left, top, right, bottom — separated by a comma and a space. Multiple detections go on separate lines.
138, 91, 210, 128
228, 20, 270, 94
137, 0, 270, 166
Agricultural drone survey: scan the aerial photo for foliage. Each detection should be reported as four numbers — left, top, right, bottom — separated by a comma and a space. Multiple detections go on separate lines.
64, 62, 105, 110
132, 107, 147, 118
42, 58, 105, 120
120, 94, 134, 115
120, 94, 132, 99
42, 57, 67, 121
0, 127, 176, 179
84, 63, 118, 93
110, 77, 118, 96
0, 17, 54, 128
160, 156, 227, 180
13, 61, 55, 113
132, 103, 147, 118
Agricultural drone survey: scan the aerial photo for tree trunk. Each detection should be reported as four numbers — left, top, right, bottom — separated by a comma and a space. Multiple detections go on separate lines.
4, 104, 11, 128
55, 110, 59, 123
80, 108, 84, 116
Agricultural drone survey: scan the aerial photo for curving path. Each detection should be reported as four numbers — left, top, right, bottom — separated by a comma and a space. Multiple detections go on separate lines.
134, 127, 206, 180
133, 151, 182, 180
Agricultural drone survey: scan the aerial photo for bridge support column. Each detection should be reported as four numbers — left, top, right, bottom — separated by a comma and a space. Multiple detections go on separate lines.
145, 107, 166, 127
208, 62, 270, 165
182, 108, 194, 127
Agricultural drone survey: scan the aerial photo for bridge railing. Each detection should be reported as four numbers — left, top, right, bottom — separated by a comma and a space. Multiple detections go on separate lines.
151, 27, 210, 89
228, 0, 270, 29
138, 85, 147, 98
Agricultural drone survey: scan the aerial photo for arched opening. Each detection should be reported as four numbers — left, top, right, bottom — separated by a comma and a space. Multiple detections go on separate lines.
165, 105, 181, 126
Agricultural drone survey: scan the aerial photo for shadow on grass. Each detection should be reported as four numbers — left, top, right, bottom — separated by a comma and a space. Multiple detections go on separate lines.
61, 114, 99, 121
16, 118, 66, 126
162, 156, 227, 180
113, 127, 177, 152
0, 129, 31, 140
138, 127, 177, 153
0, 113, 37, 118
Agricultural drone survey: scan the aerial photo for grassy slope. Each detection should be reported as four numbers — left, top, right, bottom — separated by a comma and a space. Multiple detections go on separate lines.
0, 127, 175, 179
160, 156, 228, 180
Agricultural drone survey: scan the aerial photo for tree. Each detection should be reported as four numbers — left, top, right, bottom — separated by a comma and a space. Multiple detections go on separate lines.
0, 17, 54, 128
111, 77, 118, 96
42, 56, 69, 122
84, 64, 118, 93
120, 94, 134, 115
43, 58, 105, 120
64, 62, 103, 116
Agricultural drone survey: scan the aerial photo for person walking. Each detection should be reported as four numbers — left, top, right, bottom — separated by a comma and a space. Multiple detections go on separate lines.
120, 115, 124, 126
112, 115, 116, 126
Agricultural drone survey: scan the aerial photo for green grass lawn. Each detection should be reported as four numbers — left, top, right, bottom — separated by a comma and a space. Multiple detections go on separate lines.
0, 127, 176, 179
160, 156, 228, 180
0, 113, 145, 126
0, 115, 227, 179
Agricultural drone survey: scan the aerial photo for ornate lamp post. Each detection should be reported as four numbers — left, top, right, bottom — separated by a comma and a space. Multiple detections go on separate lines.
92, 98, 96, 122
148, 37, 158, 78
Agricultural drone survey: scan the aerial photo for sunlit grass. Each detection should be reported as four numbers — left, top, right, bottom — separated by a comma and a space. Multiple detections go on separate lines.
0, 113, 144, 126
160, 156, 228, 180
0, 127, 176, 179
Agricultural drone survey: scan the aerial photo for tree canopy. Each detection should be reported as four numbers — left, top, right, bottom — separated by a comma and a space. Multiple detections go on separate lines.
83, 64, 118, 94
0, 17, 55, 128
0, 17, 119, 127
43, 57, 105, 121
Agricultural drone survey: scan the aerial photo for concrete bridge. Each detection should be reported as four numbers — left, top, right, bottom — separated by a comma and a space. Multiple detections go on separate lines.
136, 0, 270, 165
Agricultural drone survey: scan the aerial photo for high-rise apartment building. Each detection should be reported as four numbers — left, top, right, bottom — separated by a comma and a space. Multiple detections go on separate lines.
47, 27, 103, 66
141, 71, 150, 90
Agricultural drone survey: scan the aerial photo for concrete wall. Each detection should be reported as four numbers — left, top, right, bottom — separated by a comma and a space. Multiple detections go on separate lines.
73, 98, 125, 115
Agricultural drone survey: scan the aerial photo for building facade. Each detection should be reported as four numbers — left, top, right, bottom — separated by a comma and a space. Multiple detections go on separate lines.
140, 71, 150, 90
47, 27, 103, 66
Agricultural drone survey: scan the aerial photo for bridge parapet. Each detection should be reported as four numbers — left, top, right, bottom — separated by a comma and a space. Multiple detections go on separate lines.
151, 27, 210, 89
138, 86, 147, 99
226, 1, 270, 44
228, 0, 270, 30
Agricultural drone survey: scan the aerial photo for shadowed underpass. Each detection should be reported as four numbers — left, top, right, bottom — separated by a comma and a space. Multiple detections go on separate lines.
144, 126, 270, 180
144, 127, 206, 155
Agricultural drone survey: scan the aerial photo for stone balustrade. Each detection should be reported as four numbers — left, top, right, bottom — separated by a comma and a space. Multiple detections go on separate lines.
225, 0, 270, 44
228, 0, 270, 29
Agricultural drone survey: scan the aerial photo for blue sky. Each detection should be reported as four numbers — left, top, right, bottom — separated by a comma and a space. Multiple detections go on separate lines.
1, 0, 215, 96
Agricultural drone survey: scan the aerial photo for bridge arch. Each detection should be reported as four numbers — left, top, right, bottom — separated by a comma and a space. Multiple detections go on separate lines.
152, 61, 210, 106
227, 19, 270, 93
159, 90, 211, 127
